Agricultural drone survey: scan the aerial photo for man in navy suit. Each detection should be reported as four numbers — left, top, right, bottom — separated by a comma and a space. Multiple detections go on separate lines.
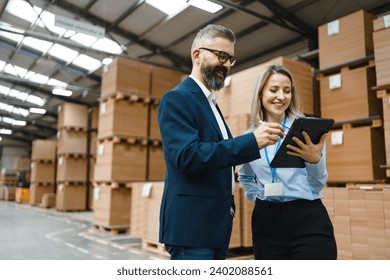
158, 24, 284, 260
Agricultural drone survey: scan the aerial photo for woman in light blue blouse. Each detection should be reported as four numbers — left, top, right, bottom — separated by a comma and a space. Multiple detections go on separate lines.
237, 65, 337, 260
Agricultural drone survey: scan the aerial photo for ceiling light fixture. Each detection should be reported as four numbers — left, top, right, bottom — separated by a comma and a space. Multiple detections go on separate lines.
29, 108, 46, 114
187, 0, 223, 13
0, 128, 12, 135
52, 88, 72, 97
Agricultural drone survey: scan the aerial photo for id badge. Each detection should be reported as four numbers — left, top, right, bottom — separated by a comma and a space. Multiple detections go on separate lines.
264, 182, 283, 196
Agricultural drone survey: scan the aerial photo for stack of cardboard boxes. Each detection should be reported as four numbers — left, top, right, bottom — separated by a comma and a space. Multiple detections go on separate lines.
29, 139, 56, 206
55, 103, 89, 211
92, 57, 183, 232
373, 14, 390, 177
0, 169, 18, 201
317, 9, 389, 260
317, 10, 385, 183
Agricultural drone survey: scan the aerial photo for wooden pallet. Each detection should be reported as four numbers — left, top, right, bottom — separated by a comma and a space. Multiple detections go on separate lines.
141, 239, 169, 257
93, 224, 129, 235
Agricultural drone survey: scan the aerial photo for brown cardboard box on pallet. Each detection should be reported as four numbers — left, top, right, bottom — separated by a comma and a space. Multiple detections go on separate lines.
94, 139, 147, 182
57, 129, 87, 155
98, 97, 149, 139
41, 193, 56, 208
318, 10, 375, 69
383, 187, 390, 258
101, 57, 152, 98
216, 56, 314, 118
327, 126, 386, 182
56, 183, 87, 211
57, 102, 88, 129
149, 98, 161, 139
31, 139, 56, 161
151, 65, 184, 97
30, 161, 55, 183
332, 187, 352, 259
93, 186, 131, 227
319, 66, 381, 122
382, 95, 390, 176
13, 157, 31, 171
365, 189, 386, 259
373, 14, 390, 87
29, 183, 55, 206
147, 143, 165, 181
56, 156, 87, 182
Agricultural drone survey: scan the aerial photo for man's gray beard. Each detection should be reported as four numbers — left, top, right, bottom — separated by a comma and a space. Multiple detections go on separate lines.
201, 65, 226, 91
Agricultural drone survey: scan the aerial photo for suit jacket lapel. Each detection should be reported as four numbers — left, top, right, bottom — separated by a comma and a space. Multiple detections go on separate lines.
185, 78, 224, 139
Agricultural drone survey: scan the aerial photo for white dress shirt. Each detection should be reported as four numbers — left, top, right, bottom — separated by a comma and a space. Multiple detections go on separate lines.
190, 75, 235, 193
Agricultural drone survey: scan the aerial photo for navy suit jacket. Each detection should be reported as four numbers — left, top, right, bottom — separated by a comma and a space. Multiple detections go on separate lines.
158, 77, 260, 248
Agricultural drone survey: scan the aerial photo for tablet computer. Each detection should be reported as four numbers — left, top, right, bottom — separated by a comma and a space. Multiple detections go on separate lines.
270, 117, 335, 168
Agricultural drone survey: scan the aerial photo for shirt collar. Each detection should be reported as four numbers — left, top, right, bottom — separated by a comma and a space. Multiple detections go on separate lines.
189, 75, 215, 103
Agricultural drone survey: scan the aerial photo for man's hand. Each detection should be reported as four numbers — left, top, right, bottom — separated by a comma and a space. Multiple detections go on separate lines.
253, 122, 285, 149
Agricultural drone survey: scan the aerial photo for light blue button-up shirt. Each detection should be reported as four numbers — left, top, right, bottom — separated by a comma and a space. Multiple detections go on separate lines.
237, 116, 328, 202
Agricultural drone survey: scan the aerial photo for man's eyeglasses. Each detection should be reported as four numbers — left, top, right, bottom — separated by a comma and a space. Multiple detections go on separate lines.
199, 47, 237, 66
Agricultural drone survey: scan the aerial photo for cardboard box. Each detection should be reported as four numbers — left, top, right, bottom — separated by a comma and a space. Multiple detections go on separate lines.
216, 56, 314, 118
101, 57, 152, 98
13, 157, 31, 171
93, 186, 131, 227
318, 10, 375, 69
319, 66, 381, 121
151, 65, 183, 97
129, 182, 163, 241
57, 102, 88, 129
56, 183, 87, 211
56, 156, 87, 182
57, 129, 88, 155
31, 139, 57, 161
29, 184, 55, 206
382, 94, 390, 175
2, 186, 16, 201
41, 193, 56, 208
149, 99, 161, 139
147, 144, 165, 181
94, 139, 147, 182
30, 161, 56, 184
327, 126, 386, 182
373, 14, 390, 87
98, 97, 149, 139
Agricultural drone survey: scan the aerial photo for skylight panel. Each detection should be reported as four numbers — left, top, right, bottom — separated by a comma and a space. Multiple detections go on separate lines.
146, 0, 188, 15
26, 95, 46, 107
72, 54, 101, 72
28, 73, 49, 84
0, 27, 23, 44
23, 37, 53, 53
12, 107, 29, 117
15, 91, 28, 102
70, 32, 97, 47
6, 0, 39, 24
47, 78, 68, 88
92, 38, 123, 55
187, 0, 223, 13
3, 63, 27, 77
0, 85, 10, 95
48, 44, 79, 63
